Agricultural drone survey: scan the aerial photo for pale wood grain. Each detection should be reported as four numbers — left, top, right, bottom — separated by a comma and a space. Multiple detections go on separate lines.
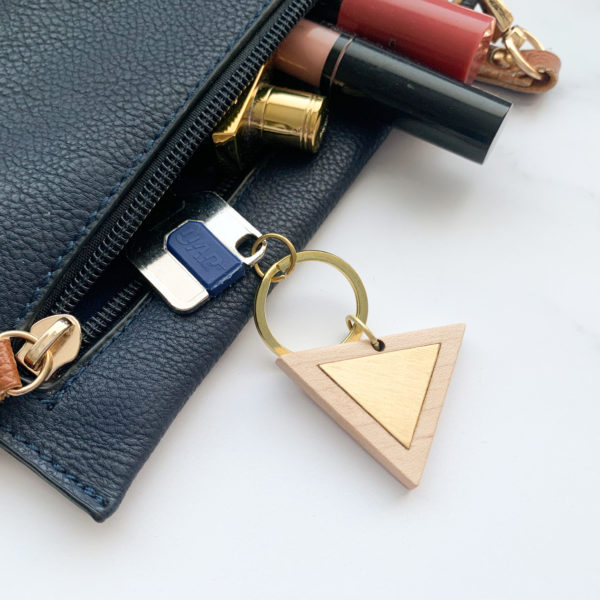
277, 324, 465, 488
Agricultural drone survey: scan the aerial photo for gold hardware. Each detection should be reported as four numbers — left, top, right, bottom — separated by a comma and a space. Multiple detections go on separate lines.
498, 26, 544, 80
17, 314, 82, 378
345, 315, 383, 352
21, 317, 71, 370
0, 331, 53, 397
212, 64, 328, 170
479, 0, 513, 36
251, 233, 298, 282
212, 64, 267, 152
320, 343, 441, 449
480, 0, 545, 81
0, 314, 81, 398
254, 250, 369, 356
250, 84, 327, 152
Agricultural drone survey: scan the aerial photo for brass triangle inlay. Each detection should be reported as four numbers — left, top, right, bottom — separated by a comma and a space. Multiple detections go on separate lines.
319, 344, 440, 449
276, 324, 465, 488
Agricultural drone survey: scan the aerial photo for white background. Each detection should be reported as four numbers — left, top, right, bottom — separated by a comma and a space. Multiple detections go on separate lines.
1, 2, 599, 598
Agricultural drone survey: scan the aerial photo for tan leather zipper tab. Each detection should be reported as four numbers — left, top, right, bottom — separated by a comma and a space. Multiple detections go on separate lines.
477, 48, 561, 93
0, 314, 81, 399
0, 339, 21, 401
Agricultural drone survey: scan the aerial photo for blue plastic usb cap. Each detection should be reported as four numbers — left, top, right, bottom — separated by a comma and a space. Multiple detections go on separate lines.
166, 221, 245, 296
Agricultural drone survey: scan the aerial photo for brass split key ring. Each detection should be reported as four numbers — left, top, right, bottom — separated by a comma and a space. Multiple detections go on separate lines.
252, 233, 383, 356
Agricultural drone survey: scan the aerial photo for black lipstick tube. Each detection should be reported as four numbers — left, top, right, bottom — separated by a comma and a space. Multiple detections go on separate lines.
321, 34, 510, 163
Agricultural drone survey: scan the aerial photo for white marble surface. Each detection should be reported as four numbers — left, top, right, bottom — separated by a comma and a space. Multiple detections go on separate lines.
1, 2, 599, 598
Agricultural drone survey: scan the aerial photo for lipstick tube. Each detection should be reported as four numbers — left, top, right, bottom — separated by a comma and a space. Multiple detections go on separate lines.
274, 20, 511, 164
310, 0, 495, 84
212, 64, 328, 170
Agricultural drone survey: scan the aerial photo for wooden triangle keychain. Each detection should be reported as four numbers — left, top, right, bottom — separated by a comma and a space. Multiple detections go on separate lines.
251, 233, 465, 488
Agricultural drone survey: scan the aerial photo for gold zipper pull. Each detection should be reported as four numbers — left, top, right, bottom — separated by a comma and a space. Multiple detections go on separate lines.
479, 0, 514, 36
479, 0, 545, 81
16, 315, 82, 377
0, 315, 81, 400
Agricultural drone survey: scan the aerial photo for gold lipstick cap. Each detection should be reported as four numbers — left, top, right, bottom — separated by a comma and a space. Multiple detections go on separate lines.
212, 65, 328, 169
248, 83, 327, 152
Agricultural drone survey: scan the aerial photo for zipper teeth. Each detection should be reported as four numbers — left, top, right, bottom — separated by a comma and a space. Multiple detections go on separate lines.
80, 279, 145, 347
50, 0, 314, 316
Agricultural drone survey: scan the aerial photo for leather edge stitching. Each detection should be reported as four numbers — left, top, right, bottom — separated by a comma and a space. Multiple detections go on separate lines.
0, 425, 108, 508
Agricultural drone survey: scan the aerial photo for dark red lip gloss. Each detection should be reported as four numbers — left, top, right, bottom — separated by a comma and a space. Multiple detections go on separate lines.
274, 20, 510, 164
310, 0, 496, 83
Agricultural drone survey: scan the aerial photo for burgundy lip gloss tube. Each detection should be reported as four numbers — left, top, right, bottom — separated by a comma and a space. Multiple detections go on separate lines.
310, 0, 496, 84
274, 20, 511, 164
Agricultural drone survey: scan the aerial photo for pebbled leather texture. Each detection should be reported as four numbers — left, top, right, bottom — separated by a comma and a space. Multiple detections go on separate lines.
0, 0, 278, 329
0, 0, 390, 520
0, 113, 390, 520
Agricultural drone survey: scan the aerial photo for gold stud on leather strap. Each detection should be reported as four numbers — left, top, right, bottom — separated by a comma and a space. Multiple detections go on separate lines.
479, 0, 546, 81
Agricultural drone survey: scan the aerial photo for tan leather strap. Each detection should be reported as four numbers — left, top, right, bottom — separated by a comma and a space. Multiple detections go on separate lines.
476, 50, 561, 93
0, 338, 21, 401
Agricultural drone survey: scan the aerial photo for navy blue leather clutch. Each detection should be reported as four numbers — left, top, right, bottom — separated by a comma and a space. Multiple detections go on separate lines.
0, 0, 389, 520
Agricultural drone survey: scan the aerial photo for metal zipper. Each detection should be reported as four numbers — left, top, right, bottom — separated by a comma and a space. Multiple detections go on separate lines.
33, 0, 316, 327
79, 279, 145, 348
